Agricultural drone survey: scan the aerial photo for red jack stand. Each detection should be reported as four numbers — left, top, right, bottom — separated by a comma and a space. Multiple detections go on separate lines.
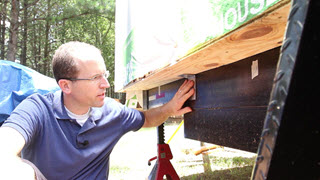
148, 124, 180, 180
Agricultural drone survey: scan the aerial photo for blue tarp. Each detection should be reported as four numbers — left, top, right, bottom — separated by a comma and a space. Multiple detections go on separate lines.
0, 60, 60, 125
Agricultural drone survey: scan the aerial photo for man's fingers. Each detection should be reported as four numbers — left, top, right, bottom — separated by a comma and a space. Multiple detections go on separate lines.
168, 79, 195, 117
177, 80, 194, 97
181, 88, 195, 102
176, 80, 188, 95
174, 86, 194, 113
175, 80, 195, 108
177, 107, 193, 116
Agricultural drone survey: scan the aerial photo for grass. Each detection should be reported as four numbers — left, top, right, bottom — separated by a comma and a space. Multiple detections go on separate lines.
110, 165, 130, 174
109, 123, 257, 179
211, 156, 255, 168
176, 155, 255, 180
181, 166, 253, 180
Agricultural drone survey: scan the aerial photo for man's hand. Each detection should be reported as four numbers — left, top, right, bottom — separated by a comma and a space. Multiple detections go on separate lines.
143, 80, 194, 128
164, 79, 195, 117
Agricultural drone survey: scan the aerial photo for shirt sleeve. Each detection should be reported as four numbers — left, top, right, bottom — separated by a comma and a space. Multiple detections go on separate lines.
120, 104, 145, 133
2, 95, 42, 146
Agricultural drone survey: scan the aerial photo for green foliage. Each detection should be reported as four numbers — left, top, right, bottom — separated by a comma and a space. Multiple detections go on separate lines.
2, 0, 116, 86
211, 156, 255, 168
181, 166, 253, 180
180, 156, 255, 180
110, 165, 130, 174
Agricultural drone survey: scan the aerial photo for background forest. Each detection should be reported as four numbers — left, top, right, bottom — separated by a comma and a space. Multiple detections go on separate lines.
0, 0, 122, 99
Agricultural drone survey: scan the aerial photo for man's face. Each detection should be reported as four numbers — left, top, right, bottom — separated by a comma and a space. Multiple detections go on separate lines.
69, 55, 110, 109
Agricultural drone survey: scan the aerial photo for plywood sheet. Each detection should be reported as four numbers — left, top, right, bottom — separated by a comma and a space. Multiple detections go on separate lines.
119, 1, 290, 92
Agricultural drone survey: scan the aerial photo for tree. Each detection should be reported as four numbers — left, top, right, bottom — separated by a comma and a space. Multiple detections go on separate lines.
0, 0, 8, 60
20, 0, 28, 65
2, 0, 121, 98
7, 0, 19, 61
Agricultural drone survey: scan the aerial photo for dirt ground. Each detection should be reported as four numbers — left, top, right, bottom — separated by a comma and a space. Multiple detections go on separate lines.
109, 121, 256, 180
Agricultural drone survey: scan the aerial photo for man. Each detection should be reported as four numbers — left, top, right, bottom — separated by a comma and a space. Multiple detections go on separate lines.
0, 41, 194, 179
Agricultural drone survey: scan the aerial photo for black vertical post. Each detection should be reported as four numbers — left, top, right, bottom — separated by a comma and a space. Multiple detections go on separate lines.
252, 0, 320, 179
157, 123, 165, 144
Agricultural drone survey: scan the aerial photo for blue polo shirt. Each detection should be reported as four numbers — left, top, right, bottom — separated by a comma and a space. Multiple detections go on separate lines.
3, 90, 145, 180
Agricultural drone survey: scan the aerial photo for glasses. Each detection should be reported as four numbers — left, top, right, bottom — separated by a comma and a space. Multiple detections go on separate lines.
63, 71, 110, 83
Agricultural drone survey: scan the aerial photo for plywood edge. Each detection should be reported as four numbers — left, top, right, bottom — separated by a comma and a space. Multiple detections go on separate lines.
118, 1, 291, 92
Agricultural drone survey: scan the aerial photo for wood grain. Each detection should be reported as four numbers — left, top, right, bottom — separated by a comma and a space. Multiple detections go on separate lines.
119, 1, 291, 92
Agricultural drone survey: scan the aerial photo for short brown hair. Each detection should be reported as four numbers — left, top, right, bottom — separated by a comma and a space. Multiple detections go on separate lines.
52, 41, 101, 82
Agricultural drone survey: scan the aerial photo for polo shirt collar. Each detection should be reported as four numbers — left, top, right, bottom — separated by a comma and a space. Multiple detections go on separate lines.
53, 90, 69, 120
53, 90, 103, 121
89, 107, 103, 122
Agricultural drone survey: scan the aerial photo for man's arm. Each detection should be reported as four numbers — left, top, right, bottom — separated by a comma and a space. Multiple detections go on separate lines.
0, 126, 35, 179
142, 80, 194, 128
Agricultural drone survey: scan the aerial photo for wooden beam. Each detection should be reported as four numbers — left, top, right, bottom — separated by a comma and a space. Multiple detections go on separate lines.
119, 1, 291, 92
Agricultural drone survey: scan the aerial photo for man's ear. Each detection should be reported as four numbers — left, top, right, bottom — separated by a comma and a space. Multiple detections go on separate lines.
58, 79, 72, 94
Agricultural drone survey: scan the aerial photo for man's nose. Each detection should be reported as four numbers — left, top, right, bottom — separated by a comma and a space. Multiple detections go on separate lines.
100, 76, 110, 89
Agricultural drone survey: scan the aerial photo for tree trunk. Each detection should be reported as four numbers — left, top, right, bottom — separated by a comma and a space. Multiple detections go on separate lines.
20, 0, 28, 65
29, 8, 37, 69
1, 0, 8, 60
37, 22, 42, 72
0, 3, 2, 59
7, 0, 20, 62
43, 0, 51, 75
